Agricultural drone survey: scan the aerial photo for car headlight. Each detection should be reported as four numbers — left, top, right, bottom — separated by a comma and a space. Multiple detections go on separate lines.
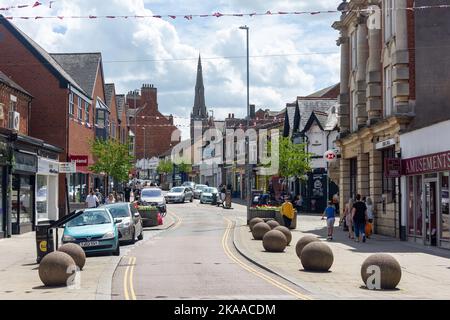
62, 235, 75, 242
119, 221, 131, 228
101, 231, 115, 240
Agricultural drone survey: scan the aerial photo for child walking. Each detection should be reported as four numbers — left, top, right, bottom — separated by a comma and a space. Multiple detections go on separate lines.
322, 201, 336, 241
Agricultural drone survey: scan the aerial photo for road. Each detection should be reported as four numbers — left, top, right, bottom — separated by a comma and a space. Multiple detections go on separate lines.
111, 200, 310, 300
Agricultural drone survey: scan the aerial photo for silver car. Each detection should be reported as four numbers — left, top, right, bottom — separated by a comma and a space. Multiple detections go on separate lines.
193, 184, 208, 199
104, 203, 143, 244
140, 187, 166, 213
165, 186, 193, 203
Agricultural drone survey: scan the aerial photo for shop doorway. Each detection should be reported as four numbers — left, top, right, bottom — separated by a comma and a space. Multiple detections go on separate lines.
11, 175, 35, 235
424, 180, 438, 246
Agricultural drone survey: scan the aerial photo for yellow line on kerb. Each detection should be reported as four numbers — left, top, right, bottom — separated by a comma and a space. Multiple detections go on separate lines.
124, 256, 137, 300
168, 211, 182, 231
222, 217, 312, 300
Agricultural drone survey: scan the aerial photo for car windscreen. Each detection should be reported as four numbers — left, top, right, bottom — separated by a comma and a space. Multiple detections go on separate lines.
195, 185, 207, 191
141, 189, 162, 197
104, 204, 129, 218
205, 188, 218, 193
66, 210, 112, 227
171, 187, 184, 193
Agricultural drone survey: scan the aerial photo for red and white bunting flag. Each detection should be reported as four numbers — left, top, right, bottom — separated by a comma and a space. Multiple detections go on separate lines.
106, 16, 115, 18
89, 15, 97, 19
212, 12, 222, 17
153, 15, 162, 18
184, 15, 192, 20
57, 16, 63, 19
18, 5, 29, 8
266, 10, 272, 15
169, 15, 176, 19
32, 1, 42, 7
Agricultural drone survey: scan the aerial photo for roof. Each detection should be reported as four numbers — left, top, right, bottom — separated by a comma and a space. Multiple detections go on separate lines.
0, 16, 88, 97
305, 83, 340, 99
127, 107, 144, 118
115, 94, 126, 120
104, 83, 115, 108
297, 98, 337, 131
303, 107, 339, 133
0, 71, 32, 97
50, 53, 102, 96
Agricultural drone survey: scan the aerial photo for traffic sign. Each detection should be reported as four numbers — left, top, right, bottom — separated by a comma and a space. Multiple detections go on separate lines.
324, 150, 338, 162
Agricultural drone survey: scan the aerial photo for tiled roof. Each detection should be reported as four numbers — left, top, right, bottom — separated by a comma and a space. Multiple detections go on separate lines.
104, 83, 115, 108
297, 98, 337, 131
51, 53, 102, 96
0, 16, 88, 97
306, 83, 340, 99
115, 94, 126, 120
0, 71, 32, 97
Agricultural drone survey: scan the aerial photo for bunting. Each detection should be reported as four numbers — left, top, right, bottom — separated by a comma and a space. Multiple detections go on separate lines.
0, 0, 56, 11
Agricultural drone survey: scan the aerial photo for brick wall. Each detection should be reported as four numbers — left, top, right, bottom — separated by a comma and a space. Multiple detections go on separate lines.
0, 84, 31, 135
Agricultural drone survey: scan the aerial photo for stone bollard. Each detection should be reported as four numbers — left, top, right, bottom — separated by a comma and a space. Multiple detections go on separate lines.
274, 226, 292, 246
295, 235, 320, 259
266, 220, 280, 229
263, 230, 287, 252
58, 243, 86, 270
38, 251, 77, 287
300, 241, 334, 272
249, 218, 264, 231
361, 254, 402, 290
252, 222, 271, 240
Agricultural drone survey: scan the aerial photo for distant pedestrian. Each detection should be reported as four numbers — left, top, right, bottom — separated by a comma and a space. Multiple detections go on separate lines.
105, 193, 115, 205
344, 198, 354, 239
86, 189, 100, 208
281, 196, 295, 228
95, 188, 103, 204
294, 195, 303, 212
124, 185, 131, 202
366, 197, 374, 238
352, 194, 368, 243
332, 193, 340, 216
322, 201, 336, 240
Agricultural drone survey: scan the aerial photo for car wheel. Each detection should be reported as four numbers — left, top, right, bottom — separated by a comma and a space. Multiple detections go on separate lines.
190, 197, 193, 202
113, 243, 120, 256
137, 229, 144, 241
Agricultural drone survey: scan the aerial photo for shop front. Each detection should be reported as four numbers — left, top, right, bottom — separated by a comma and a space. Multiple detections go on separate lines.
0, 140, 9, 238
68, 155, 91, 209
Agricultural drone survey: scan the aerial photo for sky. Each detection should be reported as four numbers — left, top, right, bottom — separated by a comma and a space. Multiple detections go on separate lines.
0, 0, 341, 139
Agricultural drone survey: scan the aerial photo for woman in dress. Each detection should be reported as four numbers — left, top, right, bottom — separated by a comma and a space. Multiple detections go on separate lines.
344, 198, 354, 239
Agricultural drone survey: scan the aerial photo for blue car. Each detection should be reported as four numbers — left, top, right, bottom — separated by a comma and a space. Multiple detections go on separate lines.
62, 208, 120, 256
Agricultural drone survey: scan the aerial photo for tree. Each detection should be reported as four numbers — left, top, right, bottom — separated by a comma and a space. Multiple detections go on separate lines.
90, 138, 134, 183
178, 161, 192, 174
268, 136, 312, 180
157, 159, 173, 175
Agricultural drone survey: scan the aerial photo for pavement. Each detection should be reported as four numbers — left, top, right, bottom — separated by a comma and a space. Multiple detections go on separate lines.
0, 212, 175, 300
231, 204, 450, 299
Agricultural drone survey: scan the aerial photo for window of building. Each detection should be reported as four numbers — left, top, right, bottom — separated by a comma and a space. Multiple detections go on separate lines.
441, 172, 449, 240
352, 90, 358, 132
68, 173, 88, 203
351, 30, 357, 71
407, 176, 415, 236
9, 94, 17, 112
415, 175, 423, 236
77, 97, 82, 120
381, 146, 395, 196
36, 175, 48, 221
69, 92, 74, 116
384, 0, 396, 42
129, 135, 135, 155
85, 102, 90, 124
350, 158, 357, 199
96, 109, 105, 128
384, 66, 393, 117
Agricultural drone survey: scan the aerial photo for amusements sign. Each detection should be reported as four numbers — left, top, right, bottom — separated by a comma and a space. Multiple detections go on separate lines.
402, 151, 450, 176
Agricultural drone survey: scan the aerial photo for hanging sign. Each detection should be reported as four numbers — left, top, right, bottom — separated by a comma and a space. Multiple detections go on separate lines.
324, 150, 337, 162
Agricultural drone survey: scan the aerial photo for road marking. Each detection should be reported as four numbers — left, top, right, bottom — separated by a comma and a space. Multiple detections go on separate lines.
222, 217, 312, 300
168, 210, 183, 231
123, 256, 137, 300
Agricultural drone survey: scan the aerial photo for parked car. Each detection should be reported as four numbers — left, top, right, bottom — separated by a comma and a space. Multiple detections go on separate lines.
200, 187, 220, 204
165, 186, 193, 203
193, 184, 208, 199
62, 208, 120, 256
182, 181, 196, 189
139, 187, 166, 213
103, 203, 143, 244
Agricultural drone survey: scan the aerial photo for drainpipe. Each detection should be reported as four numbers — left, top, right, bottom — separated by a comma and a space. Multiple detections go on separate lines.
398, 149, 406, 240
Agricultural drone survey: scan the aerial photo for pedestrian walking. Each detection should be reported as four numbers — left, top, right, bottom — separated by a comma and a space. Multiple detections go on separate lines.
321, 201, 336, 240
352, 194, 368, 243
105, 193, 115, 204
86, 189, 100, 208
366, 197, 374, 238
124, 185, 132, 202
344, 198, 354, 239
220, 184, 226, 207
294, 195, 303, 212
332, 193, 340, 216
280, 196, 295, 228
95, 188, 103, 204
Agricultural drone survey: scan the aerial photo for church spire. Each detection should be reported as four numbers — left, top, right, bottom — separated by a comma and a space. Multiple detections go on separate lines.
193, 54, 207, 117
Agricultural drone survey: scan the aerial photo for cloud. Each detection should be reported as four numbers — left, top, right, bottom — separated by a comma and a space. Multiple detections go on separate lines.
0, 0, 341, 139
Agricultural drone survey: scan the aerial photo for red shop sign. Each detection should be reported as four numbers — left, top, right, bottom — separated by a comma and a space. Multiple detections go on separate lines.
402, 150, 450, 176
69, 155, 89, 167
385, 158, 402, 178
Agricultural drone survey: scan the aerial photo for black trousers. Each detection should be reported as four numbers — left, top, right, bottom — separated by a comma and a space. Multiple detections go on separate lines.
283, 216, 292, 228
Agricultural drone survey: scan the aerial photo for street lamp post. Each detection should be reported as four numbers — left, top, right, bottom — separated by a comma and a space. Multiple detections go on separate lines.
239, 25, 252, 216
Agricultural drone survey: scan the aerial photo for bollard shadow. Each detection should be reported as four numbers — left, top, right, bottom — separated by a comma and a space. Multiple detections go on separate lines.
22, 263, 39, 267
32, 285, 67, 290
299, 269, 332, 274
359, 285, 401, 292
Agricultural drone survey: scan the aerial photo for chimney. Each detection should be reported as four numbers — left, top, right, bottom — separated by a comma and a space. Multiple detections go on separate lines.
232, 113, 235, 119
250, 104, 256, 119
141, 84, 158, 112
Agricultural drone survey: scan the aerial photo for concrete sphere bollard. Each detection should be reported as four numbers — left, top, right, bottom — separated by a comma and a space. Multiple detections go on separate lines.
274, 226, 292, 246
58, 243, 86, 270
263, 230, 287, 252
252, 222, 271, 240
361, 254, 402, 290
295, 235, 320, 259
249, 218, 264, 231
38, 251, 77, 287
266, 220, 280, 229
300, 241, 334, 272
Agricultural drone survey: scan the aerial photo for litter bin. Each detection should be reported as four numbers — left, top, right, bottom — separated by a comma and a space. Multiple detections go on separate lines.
36, 220, 55, 263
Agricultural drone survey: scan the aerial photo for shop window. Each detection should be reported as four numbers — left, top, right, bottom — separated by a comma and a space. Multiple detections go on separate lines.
36, 175, 48, 221
415, 175, 423, 236
0, 169, 3, 233
441, 172, 449, 240
69, 173, 88, 203
350, 158, 357, 199
408, 176, 414, 236
382, 147, 395, 197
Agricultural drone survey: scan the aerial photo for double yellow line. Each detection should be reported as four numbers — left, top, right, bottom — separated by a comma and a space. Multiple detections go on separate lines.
168, 211, 182, 231
123, 256, 137, 300
222, 217, 312, 300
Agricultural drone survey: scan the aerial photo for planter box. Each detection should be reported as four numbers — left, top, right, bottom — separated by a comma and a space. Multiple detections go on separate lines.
138, 208, 159, 227
248, 208, 297, 230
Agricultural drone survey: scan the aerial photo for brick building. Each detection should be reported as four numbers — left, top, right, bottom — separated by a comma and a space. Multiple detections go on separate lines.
126, 84, 180, 178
